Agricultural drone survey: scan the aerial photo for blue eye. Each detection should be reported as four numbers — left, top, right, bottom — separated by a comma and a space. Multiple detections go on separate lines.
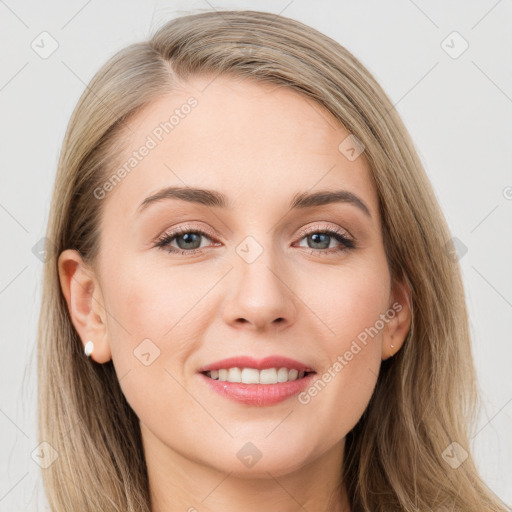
296, 228, 355, 254
154, 224, 355, 256
154, 225, 218, 255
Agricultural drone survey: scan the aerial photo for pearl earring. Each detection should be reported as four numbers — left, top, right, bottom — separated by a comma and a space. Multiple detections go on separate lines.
84, 341, 94, 357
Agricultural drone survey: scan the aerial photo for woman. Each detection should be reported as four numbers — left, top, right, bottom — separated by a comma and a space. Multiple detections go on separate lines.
37, 9, 511, 512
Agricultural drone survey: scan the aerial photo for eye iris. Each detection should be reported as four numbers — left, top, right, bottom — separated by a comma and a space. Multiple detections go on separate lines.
309, 233, 330, 249
177, 232, 201, 250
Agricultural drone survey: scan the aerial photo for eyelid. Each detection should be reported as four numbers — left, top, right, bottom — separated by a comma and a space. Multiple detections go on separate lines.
154, 221, 356, 254
154, 222, 219, 245
155, 222, 351, 243
295, 222, 353, 240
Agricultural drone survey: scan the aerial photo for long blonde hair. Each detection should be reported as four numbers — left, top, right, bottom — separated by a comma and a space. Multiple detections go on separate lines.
37, 10, 510, 511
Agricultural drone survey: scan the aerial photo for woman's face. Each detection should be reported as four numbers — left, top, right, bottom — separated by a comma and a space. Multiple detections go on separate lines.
61, 76, 410, 481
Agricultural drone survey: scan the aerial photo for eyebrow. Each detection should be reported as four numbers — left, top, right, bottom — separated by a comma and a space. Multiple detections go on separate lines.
137, 186, 371, 218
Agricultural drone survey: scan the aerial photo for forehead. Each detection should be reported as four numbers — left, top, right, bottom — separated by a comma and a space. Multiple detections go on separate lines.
101, 75, 378, 221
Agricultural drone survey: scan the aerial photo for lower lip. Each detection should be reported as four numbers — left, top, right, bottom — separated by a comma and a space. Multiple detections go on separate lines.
198, 372, 316, 406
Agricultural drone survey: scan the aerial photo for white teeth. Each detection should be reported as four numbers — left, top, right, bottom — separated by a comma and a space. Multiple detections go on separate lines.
241, 368, 259, 384
227, 367, 242, 382
206, 367, 309, 384
277, 367, 289, 382
259, 368, 277, 384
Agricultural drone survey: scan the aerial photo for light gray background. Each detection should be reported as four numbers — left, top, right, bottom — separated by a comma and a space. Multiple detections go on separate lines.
1, 0, 511, 509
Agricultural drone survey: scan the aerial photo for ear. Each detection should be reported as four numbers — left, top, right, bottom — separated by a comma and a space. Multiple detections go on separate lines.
381, 275, 412, 360
58, 249, 111, 363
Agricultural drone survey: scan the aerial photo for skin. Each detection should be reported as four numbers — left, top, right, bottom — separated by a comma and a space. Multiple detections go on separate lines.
59, 75, 411, 512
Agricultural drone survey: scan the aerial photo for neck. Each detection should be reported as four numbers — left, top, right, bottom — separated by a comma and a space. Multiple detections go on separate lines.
141, 423, 351, 512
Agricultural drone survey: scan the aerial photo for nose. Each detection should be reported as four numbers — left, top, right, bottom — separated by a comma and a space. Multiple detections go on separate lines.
221, 248, 298, 333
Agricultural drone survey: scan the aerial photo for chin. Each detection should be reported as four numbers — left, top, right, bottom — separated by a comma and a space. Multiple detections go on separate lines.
204, 441, 313, 479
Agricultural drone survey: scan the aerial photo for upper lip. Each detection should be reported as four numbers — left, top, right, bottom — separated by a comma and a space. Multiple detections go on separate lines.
198, 356, 316, 373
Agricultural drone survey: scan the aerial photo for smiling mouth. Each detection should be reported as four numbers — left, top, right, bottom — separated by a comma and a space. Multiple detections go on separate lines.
201, 367, 316, 384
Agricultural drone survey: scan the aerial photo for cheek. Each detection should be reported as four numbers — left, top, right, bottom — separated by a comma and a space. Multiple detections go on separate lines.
104, 255, 210, 344
294, 256, 389, 429
298, 252, 390, 353
100, 255, 212, 413
98, 243, 390, 468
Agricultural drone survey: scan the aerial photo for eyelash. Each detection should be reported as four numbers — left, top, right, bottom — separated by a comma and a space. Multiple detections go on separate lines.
154, 223, 356, 257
